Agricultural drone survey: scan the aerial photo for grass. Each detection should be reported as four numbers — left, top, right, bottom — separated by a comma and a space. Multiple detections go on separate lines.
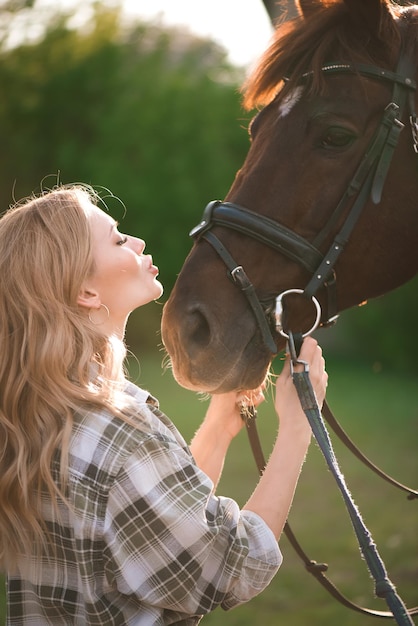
1, 352, 417, 626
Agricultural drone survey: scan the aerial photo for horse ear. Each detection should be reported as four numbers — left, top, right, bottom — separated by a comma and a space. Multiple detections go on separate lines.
296, 0, 323, 19
342, 0, 395, 35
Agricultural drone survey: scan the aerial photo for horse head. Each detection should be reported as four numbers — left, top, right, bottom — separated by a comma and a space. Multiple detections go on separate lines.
161, 0, 418, 393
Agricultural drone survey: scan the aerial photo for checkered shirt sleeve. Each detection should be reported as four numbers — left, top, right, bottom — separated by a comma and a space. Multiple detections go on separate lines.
6, 383, 282, 625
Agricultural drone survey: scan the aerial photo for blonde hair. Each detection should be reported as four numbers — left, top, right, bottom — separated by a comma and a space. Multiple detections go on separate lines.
0, 185, 127, 571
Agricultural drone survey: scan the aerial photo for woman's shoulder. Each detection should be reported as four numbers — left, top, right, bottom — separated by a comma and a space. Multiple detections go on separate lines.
123, 380, 189, 447
122, 379, 159, 408
68, 382, 188, 486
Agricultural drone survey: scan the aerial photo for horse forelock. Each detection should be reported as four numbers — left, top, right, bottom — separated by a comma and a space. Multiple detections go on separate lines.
242, 0, 408, 111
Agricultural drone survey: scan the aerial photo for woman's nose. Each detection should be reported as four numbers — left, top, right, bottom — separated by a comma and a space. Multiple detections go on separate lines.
131, 236, 145, 254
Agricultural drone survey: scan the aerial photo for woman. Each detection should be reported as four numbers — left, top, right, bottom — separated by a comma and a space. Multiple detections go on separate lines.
0, 184, 327, 625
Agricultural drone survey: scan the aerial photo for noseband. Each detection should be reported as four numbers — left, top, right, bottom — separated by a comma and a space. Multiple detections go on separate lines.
190, 51, 417, 353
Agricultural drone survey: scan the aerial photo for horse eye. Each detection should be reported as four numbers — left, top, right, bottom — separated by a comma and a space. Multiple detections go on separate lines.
320, 127, 355, 149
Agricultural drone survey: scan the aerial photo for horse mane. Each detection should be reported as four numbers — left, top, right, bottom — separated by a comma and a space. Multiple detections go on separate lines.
242, 0, 415, 110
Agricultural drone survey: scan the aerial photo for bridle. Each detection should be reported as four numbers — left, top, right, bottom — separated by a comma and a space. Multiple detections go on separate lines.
188, 45, 418, 624
187, 29, 418, 626
190, 51, 418, 352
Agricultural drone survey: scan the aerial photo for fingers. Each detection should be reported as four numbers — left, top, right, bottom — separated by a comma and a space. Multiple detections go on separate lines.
277, 337, 327, 404
297, 337, 328, 405
210, 384, 266, 419
285, 336, 323, 370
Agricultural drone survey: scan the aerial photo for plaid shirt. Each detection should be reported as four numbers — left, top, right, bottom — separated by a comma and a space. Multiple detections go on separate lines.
7, 382, 281, 625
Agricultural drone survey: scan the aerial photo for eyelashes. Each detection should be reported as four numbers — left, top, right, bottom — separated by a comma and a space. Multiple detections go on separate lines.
117, 235, 128, 246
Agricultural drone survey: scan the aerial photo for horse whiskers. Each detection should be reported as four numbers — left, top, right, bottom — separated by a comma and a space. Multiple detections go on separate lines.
160, 351, 172, 373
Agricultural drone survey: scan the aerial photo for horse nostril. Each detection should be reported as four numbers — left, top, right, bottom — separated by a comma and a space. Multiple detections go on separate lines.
188, 308, 211, 349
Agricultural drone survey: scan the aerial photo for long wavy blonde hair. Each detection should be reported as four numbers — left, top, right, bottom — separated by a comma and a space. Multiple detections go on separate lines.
0, 185, 127, 571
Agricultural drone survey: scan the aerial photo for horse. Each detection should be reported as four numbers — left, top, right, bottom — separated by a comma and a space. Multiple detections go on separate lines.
161, 0, 418, 395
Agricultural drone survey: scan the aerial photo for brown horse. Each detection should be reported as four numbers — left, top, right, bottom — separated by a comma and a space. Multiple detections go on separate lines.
161, 0, 418, 393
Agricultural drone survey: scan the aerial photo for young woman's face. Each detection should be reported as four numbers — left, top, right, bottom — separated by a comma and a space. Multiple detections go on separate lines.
84, 203, 163, 327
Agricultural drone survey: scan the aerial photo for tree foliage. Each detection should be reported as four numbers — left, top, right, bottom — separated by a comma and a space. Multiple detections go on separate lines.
0, 3, 249, 291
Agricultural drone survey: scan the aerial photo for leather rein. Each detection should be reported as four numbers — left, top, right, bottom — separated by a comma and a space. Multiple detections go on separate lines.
190, 51, 418, 620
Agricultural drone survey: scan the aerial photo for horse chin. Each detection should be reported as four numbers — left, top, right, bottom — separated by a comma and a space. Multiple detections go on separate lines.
170, 357, 272, 394
164, 330, 274, 393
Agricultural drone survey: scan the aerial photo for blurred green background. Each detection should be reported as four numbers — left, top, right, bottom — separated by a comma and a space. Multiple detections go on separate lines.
0, 1, 416, 624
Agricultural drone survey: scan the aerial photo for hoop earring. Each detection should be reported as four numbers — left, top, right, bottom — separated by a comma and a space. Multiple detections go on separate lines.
88, 304, 110, 325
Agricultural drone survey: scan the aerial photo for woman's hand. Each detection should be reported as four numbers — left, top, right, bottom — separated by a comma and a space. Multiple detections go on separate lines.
206, 385, 266, 441
275, 336, 327, 436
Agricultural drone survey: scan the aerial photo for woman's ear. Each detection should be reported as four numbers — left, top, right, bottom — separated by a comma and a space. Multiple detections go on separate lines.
77, 286, 101, 311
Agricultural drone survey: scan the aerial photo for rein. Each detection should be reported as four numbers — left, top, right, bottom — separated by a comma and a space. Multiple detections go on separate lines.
243, 332, 418, 623
190, 49, 418, 622
288, 333, 417, 625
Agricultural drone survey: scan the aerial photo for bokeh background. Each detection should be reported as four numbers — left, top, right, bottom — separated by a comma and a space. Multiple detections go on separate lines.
0, 1, 416, 624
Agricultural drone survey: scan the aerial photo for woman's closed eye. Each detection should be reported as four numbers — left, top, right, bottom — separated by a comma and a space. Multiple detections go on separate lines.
117, 235, 128, 246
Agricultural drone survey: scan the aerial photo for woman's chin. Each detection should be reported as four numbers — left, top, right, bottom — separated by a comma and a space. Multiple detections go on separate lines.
152, 280, 164, 301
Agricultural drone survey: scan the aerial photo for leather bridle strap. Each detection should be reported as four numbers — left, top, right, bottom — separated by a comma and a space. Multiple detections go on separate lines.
305, 53, 416, 297
190, 201, 338, 332
305, 101, 405, 298
191, 200, 324, 273
201, 230, 277, 353
307, 61, 417, 89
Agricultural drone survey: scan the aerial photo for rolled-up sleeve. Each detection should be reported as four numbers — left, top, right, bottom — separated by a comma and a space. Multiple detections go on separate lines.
103, 432, 282, 615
